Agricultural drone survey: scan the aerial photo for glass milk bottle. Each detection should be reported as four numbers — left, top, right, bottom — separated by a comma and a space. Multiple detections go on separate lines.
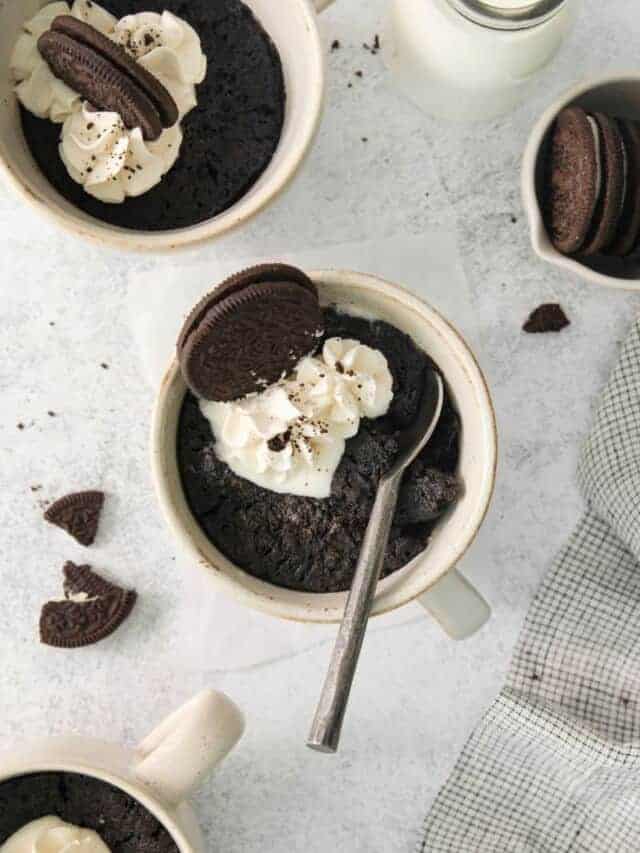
386, 0, 578, 121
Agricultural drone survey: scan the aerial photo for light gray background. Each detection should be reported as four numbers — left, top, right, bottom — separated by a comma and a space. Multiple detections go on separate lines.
1, 1, 638, 850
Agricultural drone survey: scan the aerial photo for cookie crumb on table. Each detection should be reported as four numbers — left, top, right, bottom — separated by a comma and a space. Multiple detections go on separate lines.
523, 304, 570, 334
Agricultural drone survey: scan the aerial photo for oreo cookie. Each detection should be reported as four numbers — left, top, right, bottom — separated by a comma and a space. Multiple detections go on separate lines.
44, 490, 104, 547
543, 106, 640, 261
38, 20, 171, 141
51, 16, 178, 128
178, 264, 324, 402
40, 562, 137, 649
581, 113, 626, 256
545, 106, 601, 255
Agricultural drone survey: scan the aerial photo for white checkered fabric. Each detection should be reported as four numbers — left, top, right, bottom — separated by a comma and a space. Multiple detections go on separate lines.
421, 321, 640, 852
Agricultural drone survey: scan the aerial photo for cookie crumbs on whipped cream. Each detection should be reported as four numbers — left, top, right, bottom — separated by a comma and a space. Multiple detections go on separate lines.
200, 337, 394, 499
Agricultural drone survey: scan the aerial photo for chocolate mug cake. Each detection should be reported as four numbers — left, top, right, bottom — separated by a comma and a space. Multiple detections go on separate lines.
0, 773, 178, 852
175, 265, 462, 594
11, 0, 285, 231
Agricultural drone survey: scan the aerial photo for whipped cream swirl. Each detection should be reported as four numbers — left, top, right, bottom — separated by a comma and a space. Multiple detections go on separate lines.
113, 11, 207, 118
0, 817, 110, 853
10, 2, 207, 203
201, 338, 394, 499
60, 104, 182, 202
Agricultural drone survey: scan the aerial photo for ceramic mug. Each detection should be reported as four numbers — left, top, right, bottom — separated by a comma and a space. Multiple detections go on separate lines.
0, 0, 336, 252
151, 270, 498, 639
522, 71, 640, 290
0, 690, 244, 852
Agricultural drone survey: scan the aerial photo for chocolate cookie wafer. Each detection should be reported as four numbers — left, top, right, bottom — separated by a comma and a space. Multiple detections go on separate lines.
177, 264, 317, 354
44, 490, 104, 547
544, 106, 602, 255
178, 264, 324, 401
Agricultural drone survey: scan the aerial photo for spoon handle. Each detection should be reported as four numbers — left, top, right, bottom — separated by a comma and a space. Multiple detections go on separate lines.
307, 473, 402, 753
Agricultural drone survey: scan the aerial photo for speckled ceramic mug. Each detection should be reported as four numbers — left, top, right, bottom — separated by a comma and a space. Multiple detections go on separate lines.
0, 690, 244, 852
0, 0, 335, 252
151, 270, 498, 639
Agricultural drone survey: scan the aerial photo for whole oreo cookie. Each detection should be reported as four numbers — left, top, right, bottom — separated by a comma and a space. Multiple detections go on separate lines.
608, 120, 640, 257
544, 106, 601, 255
38, 28, 163, 140
51, 16, 179, 128
581, 112, 626, 256
178, 265, 324, 402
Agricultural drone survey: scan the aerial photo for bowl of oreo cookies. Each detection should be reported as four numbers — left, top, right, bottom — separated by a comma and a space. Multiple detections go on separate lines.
0, 0, 325, 251
523, 72, 640, 288
151, 264, 497, 626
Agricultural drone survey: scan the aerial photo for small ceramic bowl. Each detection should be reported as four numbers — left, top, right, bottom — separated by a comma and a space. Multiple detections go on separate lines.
522, 71, 640, 290
0, 0, 336, 252
151, 269, 498, 637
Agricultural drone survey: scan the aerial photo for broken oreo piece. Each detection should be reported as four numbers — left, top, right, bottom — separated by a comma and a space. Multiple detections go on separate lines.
44, 490, 104, 547
40, 562, 137, 649
523, 304, 570, 334
178, 264, 324, 402
38, 27, 163, 140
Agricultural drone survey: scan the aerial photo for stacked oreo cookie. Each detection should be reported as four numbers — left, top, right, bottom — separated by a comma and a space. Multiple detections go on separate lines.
544, 106, 640, 258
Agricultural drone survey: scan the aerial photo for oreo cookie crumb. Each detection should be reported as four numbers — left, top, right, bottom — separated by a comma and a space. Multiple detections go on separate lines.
523, 304, 570, 334
331, 39, 341, 51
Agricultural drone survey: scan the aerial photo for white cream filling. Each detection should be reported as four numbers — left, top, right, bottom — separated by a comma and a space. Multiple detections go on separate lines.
200, 338, 394, 499
10, 2, 206, 203
0, 817, 110, 853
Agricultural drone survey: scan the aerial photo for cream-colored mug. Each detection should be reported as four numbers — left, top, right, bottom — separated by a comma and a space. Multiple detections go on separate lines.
0, 0, 336, 252
0, 690, 244, 852
151, 270, 498, 640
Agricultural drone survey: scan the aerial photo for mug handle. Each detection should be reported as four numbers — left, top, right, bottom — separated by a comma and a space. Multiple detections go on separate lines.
313, 0, 337, 11
417, 569, 490, 640
133, 690, 245, 806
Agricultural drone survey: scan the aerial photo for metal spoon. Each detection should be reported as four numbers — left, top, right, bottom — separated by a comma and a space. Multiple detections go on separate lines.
307, 369, 445, 753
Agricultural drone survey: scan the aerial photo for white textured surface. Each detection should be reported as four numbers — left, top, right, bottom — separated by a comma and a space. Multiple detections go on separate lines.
0, 1, 638, 851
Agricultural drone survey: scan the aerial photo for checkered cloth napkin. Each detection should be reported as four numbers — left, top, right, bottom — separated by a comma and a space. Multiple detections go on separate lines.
421, 319, 640, 852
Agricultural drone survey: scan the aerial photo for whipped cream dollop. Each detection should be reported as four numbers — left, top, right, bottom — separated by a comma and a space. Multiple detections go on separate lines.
0, 817, 110, 853
200, 338, 394, 499
10, 2, 206, 203
60, 104, 182, 202
113, 11, 207, 118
